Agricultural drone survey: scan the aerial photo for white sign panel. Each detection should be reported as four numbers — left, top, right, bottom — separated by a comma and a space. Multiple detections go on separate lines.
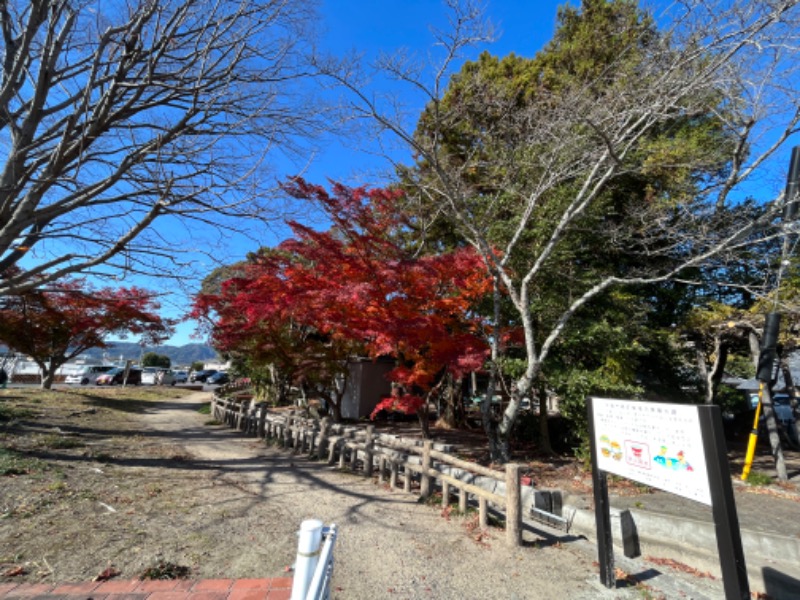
591, 398, 711, 506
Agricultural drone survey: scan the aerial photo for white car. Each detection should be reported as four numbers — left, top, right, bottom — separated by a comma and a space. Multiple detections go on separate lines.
65, 365, 114, 385
141, 367, 176, 386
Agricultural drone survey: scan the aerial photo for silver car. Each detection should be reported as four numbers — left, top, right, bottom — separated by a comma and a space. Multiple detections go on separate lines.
141, 367, 176, 386
65, 365, 114, 385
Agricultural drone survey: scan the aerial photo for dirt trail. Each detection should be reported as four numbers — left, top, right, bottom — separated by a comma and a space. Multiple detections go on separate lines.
133, 392, 633, 599
3, 389, 712, 599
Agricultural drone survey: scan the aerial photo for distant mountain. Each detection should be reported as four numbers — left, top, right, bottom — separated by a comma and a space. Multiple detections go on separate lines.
81, 342, 218, 367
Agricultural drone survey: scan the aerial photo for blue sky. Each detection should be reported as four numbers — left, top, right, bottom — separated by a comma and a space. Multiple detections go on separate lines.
134, 0, 799, 348
161, 0, 572, 346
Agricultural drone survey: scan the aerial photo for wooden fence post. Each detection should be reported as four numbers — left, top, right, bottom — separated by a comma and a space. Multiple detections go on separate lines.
339, 439, 348, 470
378, 456, 386, 484
328, 437, 339, 465
350, 439, 359, 470
237, 401, 247, 431
257, 403, 267, 439
420, 440, 433, 499
364, 426, 375, 477
506, 463, 522, 547
317, 417, 331, 459
283, 413, 293, 447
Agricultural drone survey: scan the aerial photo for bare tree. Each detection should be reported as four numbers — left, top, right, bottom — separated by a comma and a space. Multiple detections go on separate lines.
0, 0, 321, 296
318, 0, 800, 461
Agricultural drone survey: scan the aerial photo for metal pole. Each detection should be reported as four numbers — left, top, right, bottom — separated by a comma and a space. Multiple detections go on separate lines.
291, 519, 323, 600
740, 382, 763, 481
586, 397, 615, 588
698, 406, 750, 599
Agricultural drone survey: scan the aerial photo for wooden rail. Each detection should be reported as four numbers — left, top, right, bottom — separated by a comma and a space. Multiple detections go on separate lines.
211, 394, 523, 546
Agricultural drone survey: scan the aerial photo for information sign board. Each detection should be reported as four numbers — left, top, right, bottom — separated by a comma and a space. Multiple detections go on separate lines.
591, 398, 711, 505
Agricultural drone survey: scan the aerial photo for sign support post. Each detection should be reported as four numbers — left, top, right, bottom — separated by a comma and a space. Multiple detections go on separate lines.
698, 405, 750, 600
587, 397, 614, 588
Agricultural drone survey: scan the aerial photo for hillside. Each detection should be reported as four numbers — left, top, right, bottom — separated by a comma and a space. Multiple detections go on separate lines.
80, 342, 218, 366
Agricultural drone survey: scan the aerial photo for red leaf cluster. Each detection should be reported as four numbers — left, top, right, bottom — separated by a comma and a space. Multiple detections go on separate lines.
0, 278, 171, 374
194, 179, 491, 408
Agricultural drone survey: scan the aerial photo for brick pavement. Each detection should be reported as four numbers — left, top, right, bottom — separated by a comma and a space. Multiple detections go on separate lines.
0, 577, 293, 600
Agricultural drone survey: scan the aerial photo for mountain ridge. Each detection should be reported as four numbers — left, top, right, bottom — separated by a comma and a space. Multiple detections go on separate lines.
77, 342, 218, 366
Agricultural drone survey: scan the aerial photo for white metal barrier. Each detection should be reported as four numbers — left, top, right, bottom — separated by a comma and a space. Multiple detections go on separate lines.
291, 519, 339, 600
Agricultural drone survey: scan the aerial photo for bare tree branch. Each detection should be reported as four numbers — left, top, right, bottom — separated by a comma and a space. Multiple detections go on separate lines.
0, 0, 324, 295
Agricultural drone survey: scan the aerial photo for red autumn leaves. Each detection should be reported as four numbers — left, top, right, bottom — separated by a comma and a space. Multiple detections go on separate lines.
194, 180, 491, 417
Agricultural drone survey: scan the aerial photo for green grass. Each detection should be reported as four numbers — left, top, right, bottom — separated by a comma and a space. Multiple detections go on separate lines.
0, 447, 45, 476
197, 403, 211, 415
38, 434, 85, 450
0, 402, 36, 422
745, 471, 773, 486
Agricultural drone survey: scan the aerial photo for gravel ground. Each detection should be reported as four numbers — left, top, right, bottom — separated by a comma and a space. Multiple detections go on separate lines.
0, 388, 700, 599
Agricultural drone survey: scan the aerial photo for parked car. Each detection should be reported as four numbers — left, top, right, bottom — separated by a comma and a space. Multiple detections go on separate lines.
141, 367, 176, 386
96, 367, 142, 386
172, 370, 188, 384
190, 369, 217, 383
65, 365, 114, 385
206, 371, 229, 385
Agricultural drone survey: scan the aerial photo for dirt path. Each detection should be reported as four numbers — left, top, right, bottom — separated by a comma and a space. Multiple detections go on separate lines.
6, 388, 719, 598
133, 392, 639, 599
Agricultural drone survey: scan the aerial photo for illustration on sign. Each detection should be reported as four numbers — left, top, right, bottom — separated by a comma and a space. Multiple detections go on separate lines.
592, 399, 711, 505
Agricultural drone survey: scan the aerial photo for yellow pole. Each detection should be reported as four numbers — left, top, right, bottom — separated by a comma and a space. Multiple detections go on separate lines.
741, 382, 763, 481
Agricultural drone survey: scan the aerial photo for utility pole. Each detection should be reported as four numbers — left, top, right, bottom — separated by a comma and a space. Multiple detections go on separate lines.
741, 146, 800, 482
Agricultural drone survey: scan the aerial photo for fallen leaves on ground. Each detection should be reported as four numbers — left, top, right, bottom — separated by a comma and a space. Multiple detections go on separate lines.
93, 566, 120, 582
740, 485, 800, 502
646, 556, 716, 579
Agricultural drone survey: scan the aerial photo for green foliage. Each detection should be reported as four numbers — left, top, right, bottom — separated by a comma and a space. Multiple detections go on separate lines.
403, 0, 734, 395
199, 261, 248, 297
190, 361, 205, 372
142, 352, 171, 368
556, 369, 642, 444
396, 0, 746, 453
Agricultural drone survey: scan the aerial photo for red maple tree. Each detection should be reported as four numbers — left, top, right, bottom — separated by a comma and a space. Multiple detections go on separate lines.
196, 179, 491, 431
194, 248, 365, 419
0, 277, 171, 388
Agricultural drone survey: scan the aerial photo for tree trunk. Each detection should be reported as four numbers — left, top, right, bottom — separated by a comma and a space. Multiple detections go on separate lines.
536, 379, 554, 455
417, 392, 432, 439
695, 345, 710, 400
705, 337, 728, 404
761, 386, 788, 481
780, 361, 800, 449
325, 386, 345, 423
437, 373, 462, 428
41, 370, 56, 390
37, 359, 59, 390
481, 281, 506, 462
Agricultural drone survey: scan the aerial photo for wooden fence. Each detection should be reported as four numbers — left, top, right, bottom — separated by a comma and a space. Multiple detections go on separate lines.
211, 393, 524, 546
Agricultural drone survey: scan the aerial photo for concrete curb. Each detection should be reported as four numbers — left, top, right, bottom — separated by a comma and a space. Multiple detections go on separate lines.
563, 499, 800, 597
